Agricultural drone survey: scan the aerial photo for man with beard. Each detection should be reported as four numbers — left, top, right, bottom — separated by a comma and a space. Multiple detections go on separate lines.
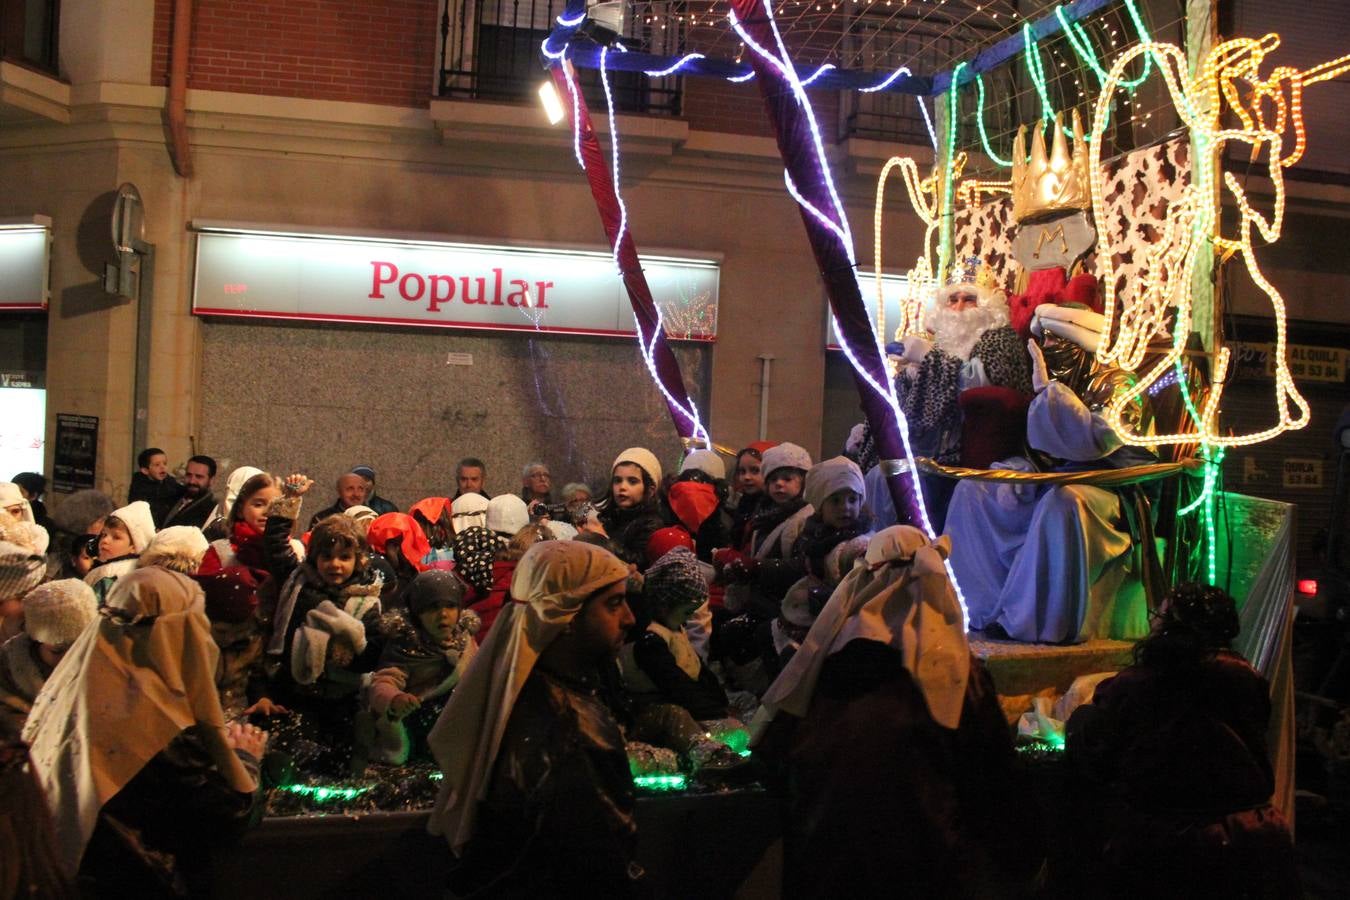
891, 258, 1032, 527
162, 455, 218, 529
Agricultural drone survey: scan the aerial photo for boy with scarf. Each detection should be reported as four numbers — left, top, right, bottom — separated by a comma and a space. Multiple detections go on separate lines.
262, 478, 387, 773
363, 570, 480, 764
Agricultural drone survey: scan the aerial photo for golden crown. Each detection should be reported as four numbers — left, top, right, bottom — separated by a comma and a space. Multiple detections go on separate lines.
1011, 110, 1091, 222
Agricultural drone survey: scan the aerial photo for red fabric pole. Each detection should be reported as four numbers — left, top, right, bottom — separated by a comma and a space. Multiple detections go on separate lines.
549, 64, 704, 444
727, 0, 926, 528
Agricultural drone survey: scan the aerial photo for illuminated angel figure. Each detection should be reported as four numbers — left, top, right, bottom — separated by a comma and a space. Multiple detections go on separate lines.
1088, 34, 1348, 448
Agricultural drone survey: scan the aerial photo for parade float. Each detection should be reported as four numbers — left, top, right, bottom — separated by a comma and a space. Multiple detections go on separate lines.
221, 1, 1347, 894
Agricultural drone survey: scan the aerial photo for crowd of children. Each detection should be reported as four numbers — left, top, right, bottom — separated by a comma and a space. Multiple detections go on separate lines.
0, 441, 1297, 896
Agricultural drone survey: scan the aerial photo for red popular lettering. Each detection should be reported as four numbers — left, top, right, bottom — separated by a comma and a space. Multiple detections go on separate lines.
368, 261, 552, 312
369, 261, 397, 298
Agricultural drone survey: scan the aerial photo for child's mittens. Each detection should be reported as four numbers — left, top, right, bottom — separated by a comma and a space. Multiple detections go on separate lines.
367, 666, 408, 716
388, 692, 421, 720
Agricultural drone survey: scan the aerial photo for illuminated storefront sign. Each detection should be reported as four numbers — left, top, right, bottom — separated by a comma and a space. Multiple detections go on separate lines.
826, 273, 910, 349
0, 217, 51, 311
191, 222, 719, 340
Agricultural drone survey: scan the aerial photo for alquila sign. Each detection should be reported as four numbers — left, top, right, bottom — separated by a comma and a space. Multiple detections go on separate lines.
191, 222, 719, 340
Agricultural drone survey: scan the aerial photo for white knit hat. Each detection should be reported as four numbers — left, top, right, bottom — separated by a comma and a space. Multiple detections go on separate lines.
613, 447, 662, 486
680, 449, 726, 481
761, 442, 813, 480
22, 579, 98, 646
108, 501, 156, 553
486, 494, 530, 537
139, 526, 210, 574
0, 540, 46, 601
804, 456, 866, 511
343, 505, 378, 525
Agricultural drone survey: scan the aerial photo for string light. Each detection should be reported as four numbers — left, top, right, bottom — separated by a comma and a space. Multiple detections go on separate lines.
974, 73, 1011, 166
936, 61, 966, 282
916, 94, 938, 150
634, 773, 688, 791
800, 62, 837, 87
600, 46, 627, 276
727, 2, 949, 561
859, 64, 915, 93
644, 52, 706, 77
1090, 37, 1325, 449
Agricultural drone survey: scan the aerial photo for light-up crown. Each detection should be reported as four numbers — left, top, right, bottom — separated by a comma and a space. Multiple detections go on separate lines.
1011, 110, 1091, 222
945, 256, 998, 291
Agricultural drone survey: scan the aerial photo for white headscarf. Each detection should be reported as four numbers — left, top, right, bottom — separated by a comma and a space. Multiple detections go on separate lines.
23, 568, 256, 875
426, 540, 629, 852
450, 492, 490, 534
0, 481, 35, 523
206, 466, 264, 532
750, 525, 970, 741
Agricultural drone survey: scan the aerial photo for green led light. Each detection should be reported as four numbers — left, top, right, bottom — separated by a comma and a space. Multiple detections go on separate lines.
634, 773, 688, 791
280, 783, 373, 803
975, 74, 1014, 167
937, 61, 967, 280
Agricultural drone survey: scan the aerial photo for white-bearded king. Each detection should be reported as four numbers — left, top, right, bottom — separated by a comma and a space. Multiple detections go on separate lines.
894, 257, 1032, 465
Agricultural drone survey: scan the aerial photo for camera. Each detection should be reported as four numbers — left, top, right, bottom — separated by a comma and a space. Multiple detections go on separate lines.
528, 500, 571, 522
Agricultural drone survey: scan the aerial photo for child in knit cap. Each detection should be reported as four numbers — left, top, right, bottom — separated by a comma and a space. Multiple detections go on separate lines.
137, 526, 210, 574
362, 570, 481, 765
0, 579, 98, 737
85, 500, 156, 604
622, 547, 747, 771
0, 510, 51, 643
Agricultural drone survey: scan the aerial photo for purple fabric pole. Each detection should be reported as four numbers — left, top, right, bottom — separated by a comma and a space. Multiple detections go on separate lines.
549, 64, 703, 443
728, 0, 926, 528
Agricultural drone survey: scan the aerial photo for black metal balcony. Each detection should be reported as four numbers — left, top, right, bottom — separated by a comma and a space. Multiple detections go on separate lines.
0, 0, 59, 75
438, 0, 684, 116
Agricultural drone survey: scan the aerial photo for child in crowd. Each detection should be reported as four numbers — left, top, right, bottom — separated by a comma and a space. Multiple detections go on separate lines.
262, 476, 388, 773
767, 457, 872, 669
667, 450, 733, 564
0, 579, 98, 738
365, 512, 432, 610
194, 564, 281, 721
363, 571, 481, 765
198, 472, 283, 574
449, 492, 489, 534
0, 511, 48, 643
718, 443, 814, 612
84, 500, 156, 603
598, 447, 670, 569
469, 522, 554, 635
137, 526, 210, 574
409, 497, 455, 565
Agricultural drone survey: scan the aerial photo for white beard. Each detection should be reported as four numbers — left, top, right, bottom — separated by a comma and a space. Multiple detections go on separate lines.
929, 303, 1009, 361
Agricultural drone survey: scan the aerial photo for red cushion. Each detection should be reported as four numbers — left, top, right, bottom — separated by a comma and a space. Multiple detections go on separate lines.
958, 387, 1033, 468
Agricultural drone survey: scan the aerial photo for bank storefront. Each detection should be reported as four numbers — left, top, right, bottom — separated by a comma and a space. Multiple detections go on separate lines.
189, 222, 720, 501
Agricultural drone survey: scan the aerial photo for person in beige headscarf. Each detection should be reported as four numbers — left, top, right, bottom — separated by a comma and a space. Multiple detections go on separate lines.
22, 567, 266, 893
427, 540, 644, 897
751, 525, 1041, 899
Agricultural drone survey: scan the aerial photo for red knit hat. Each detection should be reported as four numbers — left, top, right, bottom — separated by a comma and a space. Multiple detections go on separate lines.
646, 526, 695, 565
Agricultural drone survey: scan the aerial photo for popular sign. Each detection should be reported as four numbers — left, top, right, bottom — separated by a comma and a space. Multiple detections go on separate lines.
191, 226, 719, 340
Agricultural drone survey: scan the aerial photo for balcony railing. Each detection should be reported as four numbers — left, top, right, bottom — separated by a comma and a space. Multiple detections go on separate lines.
0, 0, 59, 75
438, 0, 684, 116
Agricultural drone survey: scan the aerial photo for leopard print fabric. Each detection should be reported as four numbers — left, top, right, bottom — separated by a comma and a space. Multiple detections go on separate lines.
952, 135, 1192, 315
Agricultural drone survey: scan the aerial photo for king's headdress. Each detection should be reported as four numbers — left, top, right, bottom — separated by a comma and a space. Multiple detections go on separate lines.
1011, 110, 1090, 222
